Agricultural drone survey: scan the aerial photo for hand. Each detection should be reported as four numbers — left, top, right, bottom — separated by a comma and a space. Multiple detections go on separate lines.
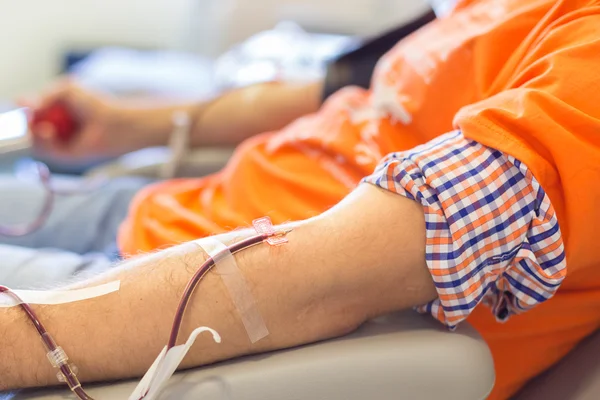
18, 79, 323, 163
19, 79, 146, 163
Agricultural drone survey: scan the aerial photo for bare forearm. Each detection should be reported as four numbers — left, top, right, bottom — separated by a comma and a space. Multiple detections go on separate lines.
112, 81, 323, 150
192, 81, 323, 147
0, 223, 360, 389
111, 99, 207, 149
0, 185, 434, 390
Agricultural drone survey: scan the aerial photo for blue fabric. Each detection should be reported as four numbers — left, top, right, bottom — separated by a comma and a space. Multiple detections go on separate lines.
362, 130, 566, 327
0, 174, 148, 288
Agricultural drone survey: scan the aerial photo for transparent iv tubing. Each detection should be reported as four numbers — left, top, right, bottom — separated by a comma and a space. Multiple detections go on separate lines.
1, 223, 291, 400
0, 159, 104, 237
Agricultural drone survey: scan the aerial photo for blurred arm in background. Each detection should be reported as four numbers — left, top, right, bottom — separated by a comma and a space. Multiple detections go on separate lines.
22, 7, 435, 163
22, 80, 323, 162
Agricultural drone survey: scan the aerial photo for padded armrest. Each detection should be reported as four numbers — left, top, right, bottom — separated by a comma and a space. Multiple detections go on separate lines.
12, 311, 494, 400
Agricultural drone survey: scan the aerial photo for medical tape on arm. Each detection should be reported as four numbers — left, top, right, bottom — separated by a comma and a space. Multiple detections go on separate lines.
194, 236, 269, 344
133, 228, 279, 399
0, 281, 120, 307
130, 326, 221, 400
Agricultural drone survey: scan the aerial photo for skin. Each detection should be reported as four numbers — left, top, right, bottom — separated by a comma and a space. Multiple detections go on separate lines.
22, 80, 323, 162
0, 184, 436, 390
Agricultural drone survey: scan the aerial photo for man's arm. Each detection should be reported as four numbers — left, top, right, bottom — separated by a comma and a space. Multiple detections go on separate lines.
113, 81, 323, 149
0, 184, 435, 390
25, 80, 323, 161
190, 81, 323, 147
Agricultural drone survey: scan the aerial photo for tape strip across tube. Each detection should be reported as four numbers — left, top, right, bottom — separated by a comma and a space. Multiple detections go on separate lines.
0, 281, 120, 307
195, 237, 269, 343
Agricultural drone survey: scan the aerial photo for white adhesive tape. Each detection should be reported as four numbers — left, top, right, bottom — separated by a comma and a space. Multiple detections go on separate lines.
0, 281, 120, 307
195, 237, 269, 344
130, 326, 221, 400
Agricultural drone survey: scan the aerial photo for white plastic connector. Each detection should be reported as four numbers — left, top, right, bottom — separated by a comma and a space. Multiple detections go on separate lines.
47, 346, 68, 368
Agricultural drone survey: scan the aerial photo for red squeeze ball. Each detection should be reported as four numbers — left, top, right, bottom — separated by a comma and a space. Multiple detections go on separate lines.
31, 102, 80, 143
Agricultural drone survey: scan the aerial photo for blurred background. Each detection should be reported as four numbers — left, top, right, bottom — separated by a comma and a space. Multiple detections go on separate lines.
0, 0, 429, 99
0, 0, 431, 179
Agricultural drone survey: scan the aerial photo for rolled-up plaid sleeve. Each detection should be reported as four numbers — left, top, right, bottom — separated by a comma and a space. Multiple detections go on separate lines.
363, 130, 566, 329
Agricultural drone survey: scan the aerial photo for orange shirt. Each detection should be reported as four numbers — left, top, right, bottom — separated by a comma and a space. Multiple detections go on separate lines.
119, 1, 600, 397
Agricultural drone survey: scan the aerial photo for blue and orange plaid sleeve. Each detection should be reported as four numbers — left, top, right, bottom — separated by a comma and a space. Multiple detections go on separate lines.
363, 130, 566, 328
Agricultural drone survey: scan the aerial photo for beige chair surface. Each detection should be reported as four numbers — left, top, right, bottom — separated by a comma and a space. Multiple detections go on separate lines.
9, 311, 495, 400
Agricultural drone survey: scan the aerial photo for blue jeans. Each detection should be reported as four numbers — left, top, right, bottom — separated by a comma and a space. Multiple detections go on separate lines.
0, 174, 149, 289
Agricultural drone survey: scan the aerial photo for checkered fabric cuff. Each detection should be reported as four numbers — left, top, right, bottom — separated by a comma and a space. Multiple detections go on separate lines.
363, 130, 566, 328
